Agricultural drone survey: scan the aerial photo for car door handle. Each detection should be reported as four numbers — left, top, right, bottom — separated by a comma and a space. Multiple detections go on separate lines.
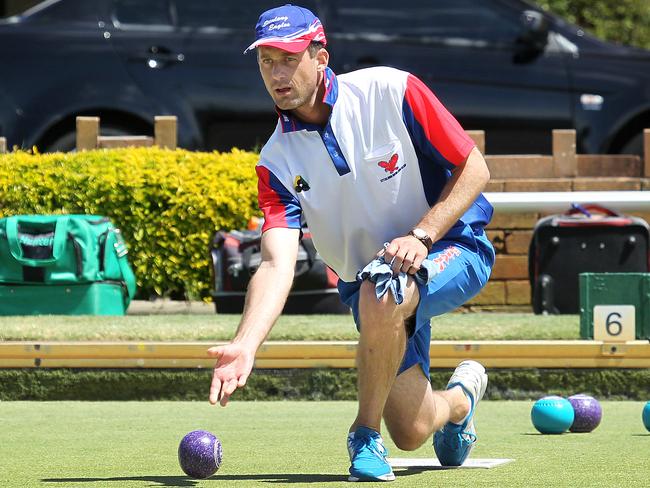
130, 46, 185, 68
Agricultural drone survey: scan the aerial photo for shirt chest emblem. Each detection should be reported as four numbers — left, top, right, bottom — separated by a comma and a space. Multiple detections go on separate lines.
378, 154, 399, 173
377, 153, 407, 182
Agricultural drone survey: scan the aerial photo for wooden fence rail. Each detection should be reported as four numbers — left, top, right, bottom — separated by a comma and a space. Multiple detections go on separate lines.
76, 115, 177, 151
1, 340, 649, 369
1, 126, 646, 174
466, 129, 650, 179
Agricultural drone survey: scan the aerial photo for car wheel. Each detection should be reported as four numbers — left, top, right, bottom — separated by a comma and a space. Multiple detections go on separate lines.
44, 125, 136, 153
620, 132, 643, 158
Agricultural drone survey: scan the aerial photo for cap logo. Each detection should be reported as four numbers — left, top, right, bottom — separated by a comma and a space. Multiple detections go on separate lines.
263, 16, 290, 30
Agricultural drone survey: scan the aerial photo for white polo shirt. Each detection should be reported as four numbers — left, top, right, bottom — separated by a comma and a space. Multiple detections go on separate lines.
256, 66, 493, 282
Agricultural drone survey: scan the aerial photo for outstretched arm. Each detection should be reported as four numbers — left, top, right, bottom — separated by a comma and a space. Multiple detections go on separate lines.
208, 226, 300, 406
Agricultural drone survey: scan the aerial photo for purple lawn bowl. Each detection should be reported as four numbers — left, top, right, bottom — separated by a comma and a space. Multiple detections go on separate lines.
568, 394, 602, 433
178, 430, 223, 479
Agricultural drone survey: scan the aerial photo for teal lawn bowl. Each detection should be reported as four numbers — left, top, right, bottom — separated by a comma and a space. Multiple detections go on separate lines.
642, 401, 650, 432
531, 396, 575, 434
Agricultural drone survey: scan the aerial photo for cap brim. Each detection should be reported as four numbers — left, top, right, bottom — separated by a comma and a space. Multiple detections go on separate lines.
243, 38, 311, 54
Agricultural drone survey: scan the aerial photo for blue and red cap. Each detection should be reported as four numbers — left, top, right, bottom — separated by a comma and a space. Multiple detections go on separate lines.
244, 4, 327, 54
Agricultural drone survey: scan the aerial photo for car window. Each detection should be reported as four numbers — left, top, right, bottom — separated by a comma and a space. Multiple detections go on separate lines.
14, 0, 98, 22
173, 0, 319, 30
330, 0, 520, 43
113, 0, 172, 27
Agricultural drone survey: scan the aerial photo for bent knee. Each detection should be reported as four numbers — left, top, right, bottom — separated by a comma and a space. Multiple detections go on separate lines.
358, 280, 392, 311
390, 426, 430, 451
358, 277, 419, 319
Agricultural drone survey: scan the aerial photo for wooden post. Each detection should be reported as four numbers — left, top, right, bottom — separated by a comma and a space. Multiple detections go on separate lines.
0, 137, 6, 154
154, 116, 177, 149
552, 129, 577, 177
76, 116, 100, 151
466, 130, 485, 154
643, 129, 650, 178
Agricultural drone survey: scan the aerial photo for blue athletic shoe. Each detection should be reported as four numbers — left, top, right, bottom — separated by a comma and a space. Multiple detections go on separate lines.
433, 360, 488, 466
347, 426, 395, 482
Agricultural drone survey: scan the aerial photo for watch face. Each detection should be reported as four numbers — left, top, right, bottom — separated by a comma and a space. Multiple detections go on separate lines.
413, 228, 427, 239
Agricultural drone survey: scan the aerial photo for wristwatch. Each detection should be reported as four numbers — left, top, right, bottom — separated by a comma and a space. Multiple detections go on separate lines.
409, 228, 433, 251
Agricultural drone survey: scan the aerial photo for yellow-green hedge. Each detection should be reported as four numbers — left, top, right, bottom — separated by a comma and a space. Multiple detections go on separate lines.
0, 147, 260, 299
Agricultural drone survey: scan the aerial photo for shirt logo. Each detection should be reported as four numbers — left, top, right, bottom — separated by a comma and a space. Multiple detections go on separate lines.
377, 153, 407, 183
378, 154, 399, 173
293, 175, 310, 193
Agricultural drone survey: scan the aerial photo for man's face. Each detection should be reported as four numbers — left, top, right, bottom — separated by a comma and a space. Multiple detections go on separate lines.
257, 46, 323, 111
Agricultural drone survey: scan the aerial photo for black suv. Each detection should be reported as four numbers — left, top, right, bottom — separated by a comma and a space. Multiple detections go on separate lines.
1, 0, 649, 156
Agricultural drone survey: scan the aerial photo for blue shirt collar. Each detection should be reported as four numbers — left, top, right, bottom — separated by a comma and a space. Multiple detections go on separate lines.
277, 67, 338, 133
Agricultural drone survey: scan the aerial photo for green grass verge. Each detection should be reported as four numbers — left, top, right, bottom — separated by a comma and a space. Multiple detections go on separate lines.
1, 401, 649, 488
0, 313, 580, 341
2, 368, 649, 401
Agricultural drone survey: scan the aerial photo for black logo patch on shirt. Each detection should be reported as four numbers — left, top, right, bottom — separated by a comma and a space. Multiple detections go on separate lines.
294, 175, 310, 193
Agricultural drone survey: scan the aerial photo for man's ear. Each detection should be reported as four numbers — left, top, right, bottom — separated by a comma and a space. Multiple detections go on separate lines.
316, 48, 329, 72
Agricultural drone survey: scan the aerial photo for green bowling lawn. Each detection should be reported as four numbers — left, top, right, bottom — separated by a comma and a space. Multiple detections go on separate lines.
0, 312, 579, 341
1, 400, 648, 487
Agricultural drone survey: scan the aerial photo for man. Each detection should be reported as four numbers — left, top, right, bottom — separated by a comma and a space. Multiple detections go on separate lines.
208, 4, 495, 482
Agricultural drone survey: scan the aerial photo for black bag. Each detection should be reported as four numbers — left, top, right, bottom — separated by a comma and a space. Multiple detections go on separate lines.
529, 204, 650, 314
210, 226, 349, 314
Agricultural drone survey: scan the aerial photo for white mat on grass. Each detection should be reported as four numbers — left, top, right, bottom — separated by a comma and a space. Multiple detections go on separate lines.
388, 458, 514, 469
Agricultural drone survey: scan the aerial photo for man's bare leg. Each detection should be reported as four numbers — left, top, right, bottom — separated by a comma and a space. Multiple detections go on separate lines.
383, 365, 470, 451
351, 277, 471, 437
349, 279, 418, 433
347, 278, 421, 482
346, 276, 484, 480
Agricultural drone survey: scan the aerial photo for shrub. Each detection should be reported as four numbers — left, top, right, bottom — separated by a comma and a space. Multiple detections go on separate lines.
0, 147, 260, 299
537, 0, 650, 49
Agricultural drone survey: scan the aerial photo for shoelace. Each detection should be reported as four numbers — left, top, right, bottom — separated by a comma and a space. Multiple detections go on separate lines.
460, 430, 477, 444
349, 435, 388, 461
440, 429, 477, 449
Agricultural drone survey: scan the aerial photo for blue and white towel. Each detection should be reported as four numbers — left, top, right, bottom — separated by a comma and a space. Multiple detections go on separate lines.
356, 244, 438, 305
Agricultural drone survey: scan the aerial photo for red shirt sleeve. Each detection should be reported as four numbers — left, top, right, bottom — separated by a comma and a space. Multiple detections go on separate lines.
256, 165, 302, 232
402, 73, 475, 168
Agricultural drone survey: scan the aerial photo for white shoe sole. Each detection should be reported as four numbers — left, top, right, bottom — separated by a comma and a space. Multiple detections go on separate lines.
348, 472, 396, 482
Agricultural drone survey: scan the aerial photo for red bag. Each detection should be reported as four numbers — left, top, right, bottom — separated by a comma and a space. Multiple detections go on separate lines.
529, 204, 649, 314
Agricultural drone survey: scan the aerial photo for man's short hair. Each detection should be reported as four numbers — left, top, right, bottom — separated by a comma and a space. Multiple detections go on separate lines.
308, 41, 325, 58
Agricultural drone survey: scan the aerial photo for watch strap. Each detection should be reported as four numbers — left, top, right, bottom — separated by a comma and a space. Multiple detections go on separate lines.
409, 229, 433, 251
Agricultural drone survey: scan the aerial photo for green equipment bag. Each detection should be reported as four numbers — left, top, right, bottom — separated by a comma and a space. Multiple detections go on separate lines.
0, 214, 136, 315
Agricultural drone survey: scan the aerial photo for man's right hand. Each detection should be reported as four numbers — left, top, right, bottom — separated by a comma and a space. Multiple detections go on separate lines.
207, 227, 300, 407
207, 342, 255, 407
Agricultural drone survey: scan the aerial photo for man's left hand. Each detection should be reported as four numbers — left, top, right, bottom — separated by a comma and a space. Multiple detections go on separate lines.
379, 235, 429, 275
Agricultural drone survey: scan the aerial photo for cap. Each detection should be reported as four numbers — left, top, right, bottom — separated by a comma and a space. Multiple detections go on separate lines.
244, 4, 327, 54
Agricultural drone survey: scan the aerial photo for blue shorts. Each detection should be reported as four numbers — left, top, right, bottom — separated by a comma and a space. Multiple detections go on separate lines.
337, 224, 495, 380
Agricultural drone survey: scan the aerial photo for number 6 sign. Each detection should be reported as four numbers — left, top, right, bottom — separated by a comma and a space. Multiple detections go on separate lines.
593, 305, 636, 342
